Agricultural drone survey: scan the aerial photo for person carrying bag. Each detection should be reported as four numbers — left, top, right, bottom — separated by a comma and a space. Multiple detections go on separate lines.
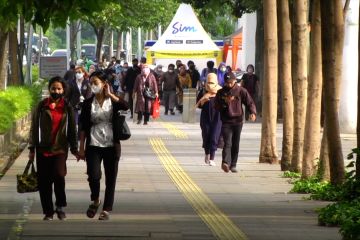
17, 159, 38, 193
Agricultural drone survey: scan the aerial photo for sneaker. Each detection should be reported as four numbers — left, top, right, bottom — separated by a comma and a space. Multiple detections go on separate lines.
137, 120, 141, 124
164, 111, 168, 115
230, 167, 238, 173
170, 110, 175, 115
55, 209, 66, 220
43, 214, 53, 221
209, 160, 216, 166
98, 210, 110, 220
143, 122, 148, 125
221, 163, 230, 173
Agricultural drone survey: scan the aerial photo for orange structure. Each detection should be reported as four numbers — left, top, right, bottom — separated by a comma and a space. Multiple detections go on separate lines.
223, 27, 243, 70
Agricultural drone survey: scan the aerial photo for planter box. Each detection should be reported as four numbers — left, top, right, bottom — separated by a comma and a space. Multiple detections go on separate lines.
0, 113, 32, 171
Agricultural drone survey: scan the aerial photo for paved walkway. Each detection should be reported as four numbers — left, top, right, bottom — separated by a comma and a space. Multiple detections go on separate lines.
0, 108, 356, 240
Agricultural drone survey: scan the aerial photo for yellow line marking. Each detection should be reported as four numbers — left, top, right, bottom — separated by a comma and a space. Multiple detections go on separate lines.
161, 122, 188, 139
149, 137, 248, 240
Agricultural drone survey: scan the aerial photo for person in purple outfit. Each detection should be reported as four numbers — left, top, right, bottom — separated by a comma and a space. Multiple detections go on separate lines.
196, 73, 222, 166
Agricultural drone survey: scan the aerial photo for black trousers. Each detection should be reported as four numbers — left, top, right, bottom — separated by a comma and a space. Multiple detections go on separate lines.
221, 123, 243, 168
85, 146, 119, 211
137, 99, 150, 123
128, 92, 134, 117
36, 153, 67, 216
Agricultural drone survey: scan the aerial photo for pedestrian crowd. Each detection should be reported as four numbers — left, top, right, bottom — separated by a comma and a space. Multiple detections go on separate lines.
27, 56, 260, 221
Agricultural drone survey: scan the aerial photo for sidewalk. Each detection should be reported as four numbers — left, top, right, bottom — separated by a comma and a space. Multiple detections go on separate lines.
0, 108, 355, 240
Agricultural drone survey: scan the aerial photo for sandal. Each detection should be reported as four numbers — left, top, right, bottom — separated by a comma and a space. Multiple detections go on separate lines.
98, 210, 110, 220
86, 201, 101, 218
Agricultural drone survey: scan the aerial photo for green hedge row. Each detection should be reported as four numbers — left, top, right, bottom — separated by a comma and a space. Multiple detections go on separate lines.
0, 85, 42, 134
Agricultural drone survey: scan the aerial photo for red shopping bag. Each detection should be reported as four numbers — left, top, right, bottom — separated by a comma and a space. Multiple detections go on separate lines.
152, 97, 160, 119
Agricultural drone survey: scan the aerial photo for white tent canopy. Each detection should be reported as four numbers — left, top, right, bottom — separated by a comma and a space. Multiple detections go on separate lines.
147, 3, 221, 69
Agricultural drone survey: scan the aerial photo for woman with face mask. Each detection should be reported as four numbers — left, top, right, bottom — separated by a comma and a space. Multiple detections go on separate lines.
217, 62, 227, 87
133, 64, 158, 125
78, 70, 129, 220
196, 73, 222, 166
67, 66, 92, 125
28, 76, 79, 220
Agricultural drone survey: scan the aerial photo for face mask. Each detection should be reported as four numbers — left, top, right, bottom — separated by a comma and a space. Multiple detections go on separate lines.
76, 72, 84, 80
168, 69, 174, 73
220, 67, 226, 72
143, 68, 150, 75
50, 92, 63, 100
91, 85, 102, 94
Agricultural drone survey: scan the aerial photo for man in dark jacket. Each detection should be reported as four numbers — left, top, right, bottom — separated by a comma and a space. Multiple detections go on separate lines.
160, 64, 181, 115
122, 58, 141, 118
187, 60, 200, 89
214, 72, 256, 173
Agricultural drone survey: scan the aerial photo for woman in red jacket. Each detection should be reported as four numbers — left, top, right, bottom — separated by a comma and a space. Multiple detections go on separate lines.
28, 76, 79, 220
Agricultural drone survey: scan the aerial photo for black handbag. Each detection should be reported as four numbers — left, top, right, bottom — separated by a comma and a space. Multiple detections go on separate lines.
114, 112, 131, 141
143, 86, 156, 100
17, 159, 38, 193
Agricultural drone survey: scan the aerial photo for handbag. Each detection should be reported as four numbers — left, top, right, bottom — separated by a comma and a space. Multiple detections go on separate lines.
143, 86, 156, 100
152, 97, 160, 119
114, 112, 131, 141
17, 159, 38, 193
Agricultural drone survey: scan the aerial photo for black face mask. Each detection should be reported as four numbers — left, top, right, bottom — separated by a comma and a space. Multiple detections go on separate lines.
50, 92, 63, 100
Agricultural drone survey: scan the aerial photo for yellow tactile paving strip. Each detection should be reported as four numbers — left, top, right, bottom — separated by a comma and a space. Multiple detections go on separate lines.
149, 137, 248, 240
161, 122, 188, 139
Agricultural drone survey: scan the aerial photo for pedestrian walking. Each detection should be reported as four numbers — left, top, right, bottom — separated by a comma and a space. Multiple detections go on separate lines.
161, 64, 181, 115
217, 62, 227, 86
187, 60, 200, 89
123, 58, 141, 118
67, 66, 92, 125
240, 64, 260, 120
196, 73, 222, 166
214, 72, 256, 173
177, 64, 191, 113
78, 70, 129, 220
28, 76, 79, 221
133, 64, 158, 125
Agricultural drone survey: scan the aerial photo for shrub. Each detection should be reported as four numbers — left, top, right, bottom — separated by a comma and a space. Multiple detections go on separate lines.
0, 85, 41, 134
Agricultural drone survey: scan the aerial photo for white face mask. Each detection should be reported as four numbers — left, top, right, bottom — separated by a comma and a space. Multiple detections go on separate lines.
76, 72, 84, 80
220, 67, 226, 72
91, 84, 102, 94
143, 68, 150, 76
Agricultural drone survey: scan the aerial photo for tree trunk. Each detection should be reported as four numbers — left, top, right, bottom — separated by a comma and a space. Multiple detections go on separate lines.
18, 16, 25, 85
321, 0, 345, 185
302, 0, 322, 178
259, 0, 278, 164
357, 0, 360, 180
8, 30, 20, 86
116, 31, 122, 59
255, 8, 264, 117
0, 31, 8, 90
278, 0, 294, 171
319, 123, 331, 181
95, 27, 105, 63
291, 0, 308, 172
70, 21, 79, 62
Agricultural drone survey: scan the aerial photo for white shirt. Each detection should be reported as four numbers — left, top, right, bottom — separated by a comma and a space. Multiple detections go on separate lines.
89, 97, 114, 147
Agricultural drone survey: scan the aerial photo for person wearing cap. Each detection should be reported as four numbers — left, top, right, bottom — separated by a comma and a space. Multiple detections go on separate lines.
196, 73, 222, 166
214, 72, 256, 173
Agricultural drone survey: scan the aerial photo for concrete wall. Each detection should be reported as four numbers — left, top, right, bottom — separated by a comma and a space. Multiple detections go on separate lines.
340, 1, 358, 134
237, 13, 257, 71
